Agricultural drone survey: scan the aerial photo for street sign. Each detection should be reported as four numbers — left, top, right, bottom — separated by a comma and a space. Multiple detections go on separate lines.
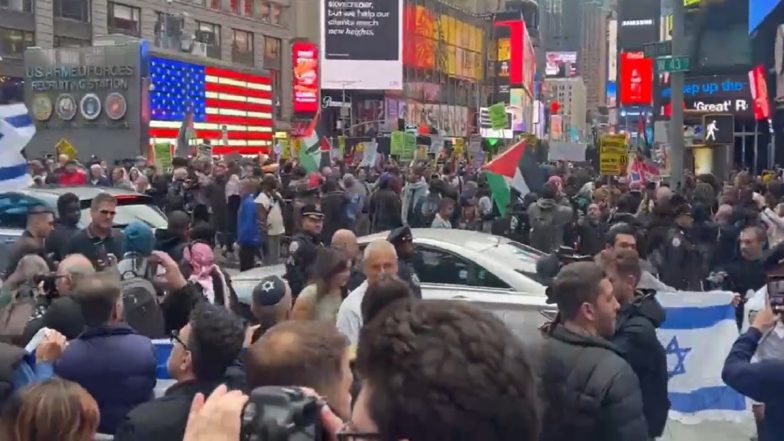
643, 41, 672, 58
702, 114, 734, 145
655, 56, 690, 73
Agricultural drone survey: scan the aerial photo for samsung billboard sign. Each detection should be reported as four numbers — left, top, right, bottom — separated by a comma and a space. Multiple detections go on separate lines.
618, 0, 660, 50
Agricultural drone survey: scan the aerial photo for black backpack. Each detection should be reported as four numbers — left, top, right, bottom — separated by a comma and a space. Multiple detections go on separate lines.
117, 255, 166, 339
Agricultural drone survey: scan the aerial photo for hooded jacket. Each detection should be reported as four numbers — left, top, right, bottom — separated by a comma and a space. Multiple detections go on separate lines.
539, 324, 648, 441
154, 229, 188, 263
527, 198, 574, 253
401, 180, 428, 226
612, 290, 669, 437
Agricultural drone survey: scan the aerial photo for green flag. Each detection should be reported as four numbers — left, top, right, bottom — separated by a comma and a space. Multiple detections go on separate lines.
488, 103, 507, 130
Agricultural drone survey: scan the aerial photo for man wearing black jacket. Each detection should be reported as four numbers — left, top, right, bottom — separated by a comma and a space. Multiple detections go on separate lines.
604, 249, 669, 439
46, 192, 81, 264
154, 210, 190, 264
114, 303, 246, 441
539, 261, 648, 441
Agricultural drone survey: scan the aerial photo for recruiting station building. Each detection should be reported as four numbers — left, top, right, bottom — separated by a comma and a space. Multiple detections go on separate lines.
24, 38, 273, 162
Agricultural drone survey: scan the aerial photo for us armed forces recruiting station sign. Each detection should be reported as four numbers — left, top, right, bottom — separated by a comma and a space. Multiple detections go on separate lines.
320, 0, 403, 90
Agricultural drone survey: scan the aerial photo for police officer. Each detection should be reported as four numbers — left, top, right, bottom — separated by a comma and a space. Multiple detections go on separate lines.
387, 226, 422, 299
285, 203, 324, 298
656, 197, 703, 291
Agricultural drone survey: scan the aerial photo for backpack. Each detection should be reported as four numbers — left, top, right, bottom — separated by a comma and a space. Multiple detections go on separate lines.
0, 286, 36, 346
529, 209, 558, 252
117, 256, 166, 339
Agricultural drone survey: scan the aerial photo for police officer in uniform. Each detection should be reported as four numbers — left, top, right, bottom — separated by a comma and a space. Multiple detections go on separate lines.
285, 203, 324, 298
657, 197, 703, 291
387, 226, 422, 298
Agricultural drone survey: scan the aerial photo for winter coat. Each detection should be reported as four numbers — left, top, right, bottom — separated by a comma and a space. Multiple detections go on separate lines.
612, 291, 669, 438
539, 324, 648, 441
54, 323, 156, 434
526, 198, 574, 253
321, 190, 350, 245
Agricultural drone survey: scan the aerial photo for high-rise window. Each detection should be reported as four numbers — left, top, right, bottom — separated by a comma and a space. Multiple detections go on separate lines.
54, 0, 90, 21
54, 36, 90, 47
0, 0, 33, 13
232, 29, 253, 66
108, 2, 141, 36
263, 36, 281, 69
196, 21, 221, 59
0, 28, 34, 58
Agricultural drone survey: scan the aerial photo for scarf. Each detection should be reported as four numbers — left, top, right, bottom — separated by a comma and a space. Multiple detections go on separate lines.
183, 242, 231, 310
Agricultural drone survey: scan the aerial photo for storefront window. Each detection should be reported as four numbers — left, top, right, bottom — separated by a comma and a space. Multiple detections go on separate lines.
196, 21, 221, 59
54, 0, 89, 21
0, 27, 34, 58
232, 29, 254, 66
0, 0, 33, 13
263, 35, 281, 69
108, 2, 140, 37
54, 36, 90, 47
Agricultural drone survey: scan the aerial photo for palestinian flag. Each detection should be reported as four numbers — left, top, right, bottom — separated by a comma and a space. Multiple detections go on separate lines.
299, 112, 331, 173
483, 139, 540, 216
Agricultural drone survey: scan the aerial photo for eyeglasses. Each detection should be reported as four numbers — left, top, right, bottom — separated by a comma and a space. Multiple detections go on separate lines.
170, 330, 189, 351
336, 422, 382, 441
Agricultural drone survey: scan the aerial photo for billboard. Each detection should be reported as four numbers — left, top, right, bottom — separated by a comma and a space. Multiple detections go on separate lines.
292, 41, 319, 117
618, 0, 660, 50
749, 0, 781, 33
545, 52, 577, 78
619, 51, 653, 105
320, 0, 403, 90
494, 18, 531, 87
607, 81, 617, 108
749, 64, 771, 120
654, 73, 754, 120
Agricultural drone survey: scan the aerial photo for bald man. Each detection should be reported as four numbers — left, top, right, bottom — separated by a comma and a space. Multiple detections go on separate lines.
25, 254, 96, 341
336, 240, 399, 344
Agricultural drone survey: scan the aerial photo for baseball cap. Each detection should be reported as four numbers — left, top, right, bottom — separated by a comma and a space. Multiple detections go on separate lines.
252, 275, 289, 306
300, 203, 324, 219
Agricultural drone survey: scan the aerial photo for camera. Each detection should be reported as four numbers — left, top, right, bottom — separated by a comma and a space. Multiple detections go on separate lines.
33, 273, 59, 298
241, 386, 323, 441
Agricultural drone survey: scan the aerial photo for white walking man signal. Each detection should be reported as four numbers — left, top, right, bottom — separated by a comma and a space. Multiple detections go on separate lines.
705, 120, 718, 142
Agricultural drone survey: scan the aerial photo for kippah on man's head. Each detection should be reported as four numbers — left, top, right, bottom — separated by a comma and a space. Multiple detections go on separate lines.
253, 275, 290, 306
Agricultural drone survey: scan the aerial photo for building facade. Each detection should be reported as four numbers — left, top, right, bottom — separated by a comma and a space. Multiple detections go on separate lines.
0, 0, 307, 123
540, 0, 582, 52
579, 0, 607, 115
548, 76, 586, 139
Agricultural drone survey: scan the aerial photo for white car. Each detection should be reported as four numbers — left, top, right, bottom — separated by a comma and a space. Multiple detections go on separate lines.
231, 229, 556, 341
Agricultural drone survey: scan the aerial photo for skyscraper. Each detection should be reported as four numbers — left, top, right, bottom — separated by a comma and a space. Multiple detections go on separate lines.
580, 1, 609, 113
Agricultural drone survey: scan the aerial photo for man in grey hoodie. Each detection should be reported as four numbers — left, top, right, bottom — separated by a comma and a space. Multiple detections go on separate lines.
401, 167, 430, 227
527, 183, 573, 253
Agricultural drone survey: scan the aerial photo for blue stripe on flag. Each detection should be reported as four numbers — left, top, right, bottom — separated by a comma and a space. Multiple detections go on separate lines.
4, 114, 32, 128
660, 304, 736, 330
153, 340, 173, 379
0, 164, 28, 181
669, 385, 747, 412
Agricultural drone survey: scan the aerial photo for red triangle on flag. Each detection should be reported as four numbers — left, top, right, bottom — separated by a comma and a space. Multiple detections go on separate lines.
483, 140, 526, 179
320, 136, 332, 152
304, 111, 320, 138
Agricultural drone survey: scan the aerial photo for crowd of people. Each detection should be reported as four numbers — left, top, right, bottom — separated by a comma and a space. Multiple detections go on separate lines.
0, 149, 782, 440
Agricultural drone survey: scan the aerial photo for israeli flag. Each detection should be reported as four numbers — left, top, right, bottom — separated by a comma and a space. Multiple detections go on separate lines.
657, 290, 748, 423
0, 103, 33, 191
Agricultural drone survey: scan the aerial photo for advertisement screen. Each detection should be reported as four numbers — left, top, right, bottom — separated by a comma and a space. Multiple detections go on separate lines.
320, 0, 403, 90
749, 64, 771, 120
495, 19, 525, 86
654, 73, 754, 120
292, 41, 319, 116
749, 0, 781, 33
618, 0, 660, 50
619, 52, 653, 105
607, 81, 617, 107
545, 52, 577, 77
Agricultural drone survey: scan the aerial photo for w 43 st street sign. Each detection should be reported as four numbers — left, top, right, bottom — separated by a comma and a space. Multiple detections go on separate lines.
655, 56, 690, 73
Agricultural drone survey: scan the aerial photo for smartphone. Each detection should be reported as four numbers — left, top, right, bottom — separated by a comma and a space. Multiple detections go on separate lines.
766, 275, 784, 310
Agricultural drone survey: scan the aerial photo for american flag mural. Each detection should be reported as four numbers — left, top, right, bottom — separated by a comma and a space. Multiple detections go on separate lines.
148, 56, 274, 155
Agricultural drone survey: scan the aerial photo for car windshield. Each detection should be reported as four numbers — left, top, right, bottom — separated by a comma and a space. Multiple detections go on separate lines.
485, 240, 546, 282
79, 199, 167, 229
